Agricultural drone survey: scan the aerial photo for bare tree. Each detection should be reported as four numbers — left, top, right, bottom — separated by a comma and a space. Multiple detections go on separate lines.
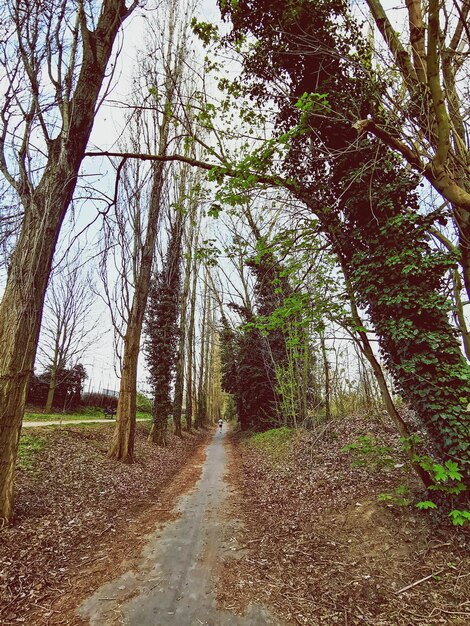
38, 259, 99, 413
0, 0, 138, 521
105, 0, 199, 461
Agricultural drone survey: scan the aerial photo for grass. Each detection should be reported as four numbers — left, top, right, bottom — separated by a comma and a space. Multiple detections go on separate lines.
246, 426, 297, 465
24, 407, 152, 422
17, 434, 46, 470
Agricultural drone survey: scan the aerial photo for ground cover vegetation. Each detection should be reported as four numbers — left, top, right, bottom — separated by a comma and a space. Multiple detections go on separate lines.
221, 420, 469, 625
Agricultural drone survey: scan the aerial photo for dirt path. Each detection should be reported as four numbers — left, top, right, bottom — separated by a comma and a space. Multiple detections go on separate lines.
78, 427, 283, 626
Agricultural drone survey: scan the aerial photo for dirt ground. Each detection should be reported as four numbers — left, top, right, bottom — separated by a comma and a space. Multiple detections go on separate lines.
218, 415, 470, 626
0, 422, 209, 625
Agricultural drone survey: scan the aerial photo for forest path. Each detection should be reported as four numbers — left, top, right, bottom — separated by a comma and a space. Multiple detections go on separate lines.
78, 427, 283, 626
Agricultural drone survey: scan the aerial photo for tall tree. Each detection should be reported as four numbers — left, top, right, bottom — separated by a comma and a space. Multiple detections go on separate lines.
0, 0, 137, 521
218, 0, 470, 480
107, 0, 195, 461
358, 0, 470, 297
144, 212, 184, 446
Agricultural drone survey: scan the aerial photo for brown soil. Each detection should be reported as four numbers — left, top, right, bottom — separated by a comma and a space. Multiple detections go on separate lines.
219, 416, 470, 626
0, 423, 210, 625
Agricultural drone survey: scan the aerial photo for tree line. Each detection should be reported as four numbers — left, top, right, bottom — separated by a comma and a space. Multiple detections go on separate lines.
0, 0, 469, 524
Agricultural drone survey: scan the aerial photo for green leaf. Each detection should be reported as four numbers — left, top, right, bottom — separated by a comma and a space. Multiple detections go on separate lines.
444, 460, 463, 481
416, 500, 437, 510
448, 510, 470, 526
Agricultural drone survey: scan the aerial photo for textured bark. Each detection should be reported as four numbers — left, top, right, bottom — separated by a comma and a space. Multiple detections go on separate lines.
0, 0, 135, 522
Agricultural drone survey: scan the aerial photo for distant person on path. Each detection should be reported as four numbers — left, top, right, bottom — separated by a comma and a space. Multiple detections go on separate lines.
218, 419, 223, 432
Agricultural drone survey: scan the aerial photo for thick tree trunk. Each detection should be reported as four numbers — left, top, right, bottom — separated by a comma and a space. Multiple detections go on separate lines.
0, 186, 77, 521
149, 408, 169, 446
108, 326, 140, 462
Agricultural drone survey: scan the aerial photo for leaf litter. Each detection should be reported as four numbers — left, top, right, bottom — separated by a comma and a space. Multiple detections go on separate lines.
0, 422, 209, 625
218, 414, 470, 625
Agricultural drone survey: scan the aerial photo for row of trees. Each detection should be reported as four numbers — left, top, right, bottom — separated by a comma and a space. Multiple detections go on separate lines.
0, 0, 469, 522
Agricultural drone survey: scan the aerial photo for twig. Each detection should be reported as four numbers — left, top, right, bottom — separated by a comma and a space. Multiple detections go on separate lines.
395, 569, 444, 594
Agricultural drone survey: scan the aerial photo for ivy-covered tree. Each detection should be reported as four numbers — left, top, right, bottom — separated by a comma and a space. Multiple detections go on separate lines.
144, 219, 183, 446
218, 0, 470, 486
221, 303, 280, 430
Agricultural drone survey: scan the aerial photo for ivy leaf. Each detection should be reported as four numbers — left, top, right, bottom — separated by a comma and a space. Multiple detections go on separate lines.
432, 464, 448, 482
444, 460, 463, 481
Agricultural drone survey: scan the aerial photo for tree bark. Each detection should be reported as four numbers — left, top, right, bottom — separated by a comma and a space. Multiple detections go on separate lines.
44, 366, 58, 414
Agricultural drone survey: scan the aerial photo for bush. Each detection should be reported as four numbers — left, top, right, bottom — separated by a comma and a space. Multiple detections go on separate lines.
81, 392, 118, 410
136, 392, 152, 414
247, 426, 297, 464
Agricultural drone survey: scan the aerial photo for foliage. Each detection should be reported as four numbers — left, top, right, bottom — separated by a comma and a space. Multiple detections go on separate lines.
341, 435, 395, 471
378, 485, 411, 507
27, 364, 88, 410
144, 221, 183, 439
221, 304, 281, 430
217, 0, 470, 496
136, 392, 153, 414
81, 392, 118, 410
246, 426, 296, 464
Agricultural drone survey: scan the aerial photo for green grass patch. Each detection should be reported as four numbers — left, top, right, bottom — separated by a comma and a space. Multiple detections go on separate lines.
23, 409, 152, 422
17, 434, 46, 470
246, 426, 297, 464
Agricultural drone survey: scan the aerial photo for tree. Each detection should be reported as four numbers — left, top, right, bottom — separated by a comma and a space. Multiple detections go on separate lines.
38, 260, 98, 414
106, 0, 196, 461
0, 0, 137, 521
217, 0, 470, 484
144, 213, 183, 446
28, 363, 87, 411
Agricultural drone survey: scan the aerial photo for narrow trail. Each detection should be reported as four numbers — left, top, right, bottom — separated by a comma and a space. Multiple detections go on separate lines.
78, 428, 283, 626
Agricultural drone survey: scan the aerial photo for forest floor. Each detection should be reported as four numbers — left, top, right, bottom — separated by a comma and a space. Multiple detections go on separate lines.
0, 422, 210, 625
218, 415, 470, 625
1, 416, 469, 626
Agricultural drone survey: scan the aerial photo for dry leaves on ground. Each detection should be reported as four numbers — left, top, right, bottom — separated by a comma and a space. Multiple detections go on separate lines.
0, 423, 209, 625
220, 415, 470, 626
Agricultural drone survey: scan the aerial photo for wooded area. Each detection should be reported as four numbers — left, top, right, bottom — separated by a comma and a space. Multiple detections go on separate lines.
0, 0, 469, 621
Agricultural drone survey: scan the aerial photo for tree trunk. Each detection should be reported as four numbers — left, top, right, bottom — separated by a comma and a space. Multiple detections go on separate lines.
452, 269, 470, 361
196, 277, 208, 428
108, 159, 166, 461
185, 223, 200, 431
173, 203, 196, 437
44, 366, 58, 414
319, 332, 331, 421
108, 323, 139, 462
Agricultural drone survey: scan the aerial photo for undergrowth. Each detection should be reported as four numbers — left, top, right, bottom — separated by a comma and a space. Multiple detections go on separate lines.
17, 434, 46, 471
246, 427, 297, 465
